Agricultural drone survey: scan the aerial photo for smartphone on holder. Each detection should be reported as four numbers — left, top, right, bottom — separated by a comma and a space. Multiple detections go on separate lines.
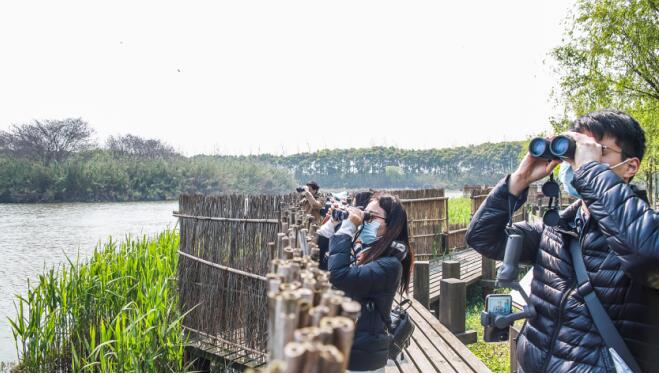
483, 294, 513, 342
486, 294, 512, 315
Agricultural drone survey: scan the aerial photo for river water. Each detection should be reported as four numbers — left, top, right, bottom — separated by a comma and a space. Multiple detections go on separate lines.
0, 201, 178, 363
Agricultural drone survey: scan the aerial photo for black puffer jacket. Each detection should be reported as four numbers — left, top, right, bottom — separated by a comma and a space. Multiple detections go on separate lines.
328, 233, 404, 371
466, 161, 659, 372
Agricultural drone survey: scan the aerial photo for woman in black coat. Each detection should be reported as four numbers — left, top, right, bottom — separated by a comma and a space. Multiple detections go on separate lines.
328, 192, 414, 372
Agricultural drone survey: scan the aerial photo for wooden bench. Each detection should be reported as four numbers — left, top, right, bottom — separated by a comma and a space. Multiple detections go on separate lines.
385, 298, 490, 373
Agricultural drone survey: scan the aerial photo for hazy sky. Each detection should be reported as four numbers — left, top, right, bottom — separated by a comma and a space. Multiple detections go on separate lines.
0, 1, 575, 156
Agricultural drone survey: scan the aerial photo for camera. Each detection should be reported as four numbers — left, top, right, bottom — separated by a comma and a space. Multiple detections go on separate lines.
483, 294, 512, 342
296, 186, 306, 193
481, 233, 536, 342
319, 199, 332, 217
529, 135, 576, 160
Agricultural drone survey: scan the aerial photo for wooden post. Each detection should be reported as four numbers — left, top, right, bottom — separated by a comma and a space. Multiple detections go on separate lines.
442, 260, 460, 280
439, 233, 448, 254
470, 195, 479, 216
439, 278, 476, 344
481, 255, 497, 299
509, 325, 521, 372
443, 197, 449, 233
439, 278, 465, 332
413, 261, 430, 308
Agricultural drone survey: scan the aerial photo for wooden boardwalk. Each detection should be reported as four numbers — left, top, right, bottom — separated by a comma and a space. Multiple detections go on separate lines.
385, 298, 490, 373
409, 248, 502, 305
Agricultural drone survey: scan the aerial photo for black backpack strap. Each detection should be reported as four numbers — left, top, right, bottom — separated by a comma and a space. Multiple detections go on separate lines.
568, 238, 641, 372
369, 299, 392, 333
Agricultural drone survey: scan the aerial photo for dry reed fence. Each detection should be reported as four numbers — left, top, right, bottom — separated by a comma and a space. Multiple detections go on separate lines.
386, 188, 447, 260
176, 193, 297, 366
446, 223, 469, 252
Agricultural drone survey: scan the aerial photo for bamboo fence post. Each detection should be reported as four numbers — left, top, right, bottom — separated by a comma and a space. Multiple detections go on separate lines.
266, 241, 359, 372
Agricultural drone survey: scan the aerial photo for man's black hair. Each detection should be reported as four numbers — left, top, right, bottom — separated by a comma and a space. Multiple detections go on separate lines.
569, 109, 646, 161
306, 181, 320, 191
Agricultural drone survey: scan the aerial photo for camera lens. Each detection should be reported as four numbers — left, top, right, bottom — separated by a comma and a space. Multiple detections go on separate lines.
529, 138, 549, 158
550, 136, 570, 157
332, 209, 348, 221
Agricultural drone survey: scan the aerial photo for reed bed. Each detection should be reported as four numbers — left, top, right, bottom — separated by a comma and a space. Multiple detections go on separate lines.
448, 197, 472, 226
8, 230, 187, 372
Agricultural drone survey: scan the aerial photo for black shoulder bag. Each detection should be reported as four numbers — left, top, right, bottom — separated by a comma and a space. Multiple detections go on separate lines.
372, 298, 415, 360
568, 238, 641, 372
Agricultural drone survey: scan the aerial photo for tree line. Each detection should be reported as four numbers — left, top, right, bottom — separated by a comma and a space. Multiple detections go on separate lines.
0, 119, 296, 203
0, 118, 527, 202
217, 142, 524, 190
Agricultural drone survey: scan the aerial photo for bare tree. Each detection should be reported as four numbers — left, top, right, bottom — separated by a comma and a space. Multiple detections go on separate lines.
0, 118, 94, 165
106, 134, 178, 159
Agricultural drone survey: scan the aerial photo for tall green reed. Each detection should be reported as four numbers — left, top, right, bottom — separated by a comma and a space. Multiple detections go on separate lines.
8, 230, 188, 372
448, 197, 472, 226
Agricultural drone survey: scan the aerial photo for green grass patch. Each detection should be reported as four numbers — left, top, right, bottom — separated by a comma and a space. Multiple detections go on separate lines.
448, 197, 471, 226
465, 302, 510, 373
8, 230, 188, 372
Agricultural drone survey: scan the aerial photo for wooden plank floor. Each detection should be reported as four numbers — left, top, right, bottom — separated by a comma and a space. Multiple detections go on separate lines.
385, 298, 490, 373
409, 248, 502, 304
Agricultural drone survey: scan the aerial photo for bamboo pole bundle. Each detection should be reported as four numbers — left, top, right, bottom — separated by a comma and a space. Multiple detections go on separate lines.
265, 249, 360, 372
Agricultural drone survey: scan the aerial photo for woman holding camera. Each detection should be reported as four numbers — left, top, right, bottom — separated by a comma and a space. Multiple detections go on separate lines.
328, 192, 414, 372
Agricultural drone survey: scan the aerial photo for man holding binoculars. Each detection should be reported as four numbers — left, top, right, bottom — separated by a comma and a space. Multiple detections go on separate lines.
466, 110, 658, 372
297, 181, 323, 223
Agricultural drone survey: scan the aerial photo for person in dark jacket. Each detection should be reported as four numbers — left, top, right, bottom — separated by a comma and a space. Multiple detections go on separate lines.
328, 192, 414, 372
466, 110, 659, 372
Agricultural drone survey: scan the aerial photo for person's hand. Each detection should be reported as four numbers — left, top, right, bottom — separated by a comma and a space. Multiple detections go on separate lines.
347, 207, 364, 226
509, 153, 560, 196
564, 131, 603, 170
327, 207, 340, 224
304, 185, 310, 193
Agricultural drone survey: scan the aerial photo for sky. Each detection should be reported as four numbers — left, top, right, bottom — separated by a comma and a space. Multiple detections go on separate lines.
0, 0, 575, 156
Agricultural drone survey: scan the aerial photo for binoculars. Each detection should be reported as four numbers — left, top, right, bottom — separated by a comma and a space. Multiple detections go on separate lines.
529, 135, 576, 160
331, 208, 370, 222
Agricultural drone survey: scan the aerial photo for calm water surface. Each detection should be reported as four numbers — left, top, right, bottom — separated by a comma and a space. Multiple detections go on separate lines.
0, 201, 178, 362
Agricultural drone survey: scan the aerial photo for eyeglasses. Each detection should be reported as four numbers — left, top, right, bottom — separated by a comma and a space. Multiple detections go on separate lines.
364, 210, 386, 222
602, 145, 623, 155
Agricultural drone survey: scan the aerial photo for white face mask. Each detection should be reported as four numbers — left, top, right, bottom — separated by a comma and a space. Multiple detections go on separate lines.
605, 158, 632, 171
